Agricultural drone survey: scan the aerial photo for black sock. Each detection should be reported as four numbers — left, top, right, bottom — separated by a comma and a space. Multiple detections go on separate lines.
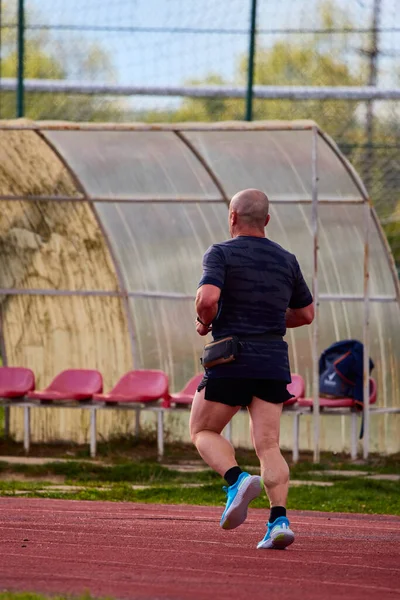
224, 466, 243, 487
269, 506, 286, 523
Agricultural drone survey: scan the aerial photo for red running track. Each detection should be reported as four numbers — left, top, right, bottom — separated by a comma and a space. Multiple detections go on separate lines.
0, 498, 399, 600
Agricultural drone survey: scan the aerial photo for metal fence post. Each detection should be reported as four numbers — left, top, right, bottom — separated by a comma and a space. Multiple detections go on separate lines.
245, 0, 257, 121
17, 0, 25, 117
311, 126, 320, 464
363, 202, 371, 459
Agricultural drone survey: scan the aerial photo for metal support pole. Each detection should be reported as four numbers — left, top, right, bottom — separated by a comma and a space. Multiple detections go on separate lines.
23, 405, 30, 453
4, 407, 10, 438
17, 0, 25, 117
363, 202, 371, 459
157, 410, 164, 460
293, 412, 300, 463
351, 412, 358, 460
364, 0, 381, 192
245, 0, 257, 121
90, 408, 97, 458
0, 0, 3, 118
311, 126, 320, 463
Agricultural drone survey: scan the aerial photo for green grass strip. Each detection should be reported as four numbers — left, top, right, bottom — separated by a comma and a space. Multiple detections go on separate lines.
1, 478, 399, 515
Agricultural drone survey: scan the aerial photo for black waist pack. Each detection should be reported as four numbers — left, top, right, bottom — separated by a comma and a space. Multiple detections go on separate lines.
201, 333, 283, 369
201, 336, 239, 369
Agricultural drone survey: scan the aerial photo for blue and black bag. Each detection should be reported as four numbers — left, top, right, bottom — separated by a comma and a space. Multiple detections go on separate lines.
319, 340, 374, 438
319, 340, 374, 407
319, 352, 355, 400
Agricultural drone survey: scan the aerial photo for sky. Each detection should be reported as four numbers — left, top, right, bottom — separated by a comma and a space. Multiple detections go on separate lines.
3, 0, 400, 110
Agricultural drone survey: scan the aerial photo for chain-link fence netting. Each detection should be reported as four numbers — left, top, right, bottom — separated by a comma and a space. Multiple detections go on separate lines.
0, 0, 399, 270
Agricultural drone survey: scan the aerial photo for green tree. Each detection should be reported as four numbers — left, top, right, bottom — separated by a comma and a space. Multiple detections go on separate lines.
155, 0, 363, 136
165, 42, 362, 135
0, 2, 125, 121
384, 207, 400, 273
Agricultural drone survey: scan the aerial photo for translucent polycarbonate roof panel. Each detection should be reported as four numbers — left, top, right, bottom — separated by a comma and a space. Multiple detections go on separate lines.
96, 202, 229, 294
183, 130, 363, 201
43, 131, 221, 200
0, 200, 119, 291
129, 297, 206, 392
267, 204, 396, 297
0, 129, 83, 199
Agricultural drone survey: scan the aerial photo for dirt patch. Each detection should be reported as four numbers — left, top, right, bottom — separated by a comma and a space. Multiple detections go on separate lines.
0, 473, 65, 484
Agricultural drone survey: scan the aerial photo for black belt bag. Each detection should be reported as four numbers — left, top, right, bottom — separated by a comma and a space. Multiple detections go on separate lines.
201, 333, 282, 369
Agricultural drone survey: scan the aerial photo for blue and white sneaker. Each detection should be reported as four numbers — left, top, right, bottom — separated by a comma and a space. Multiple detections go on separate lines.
220, 472, 262, 530
257, 516, 295, 549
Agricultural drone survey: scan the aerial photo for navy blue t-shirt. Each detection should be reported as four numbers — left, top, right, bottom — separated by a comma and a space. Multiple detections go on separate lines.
198, 235, 313, 383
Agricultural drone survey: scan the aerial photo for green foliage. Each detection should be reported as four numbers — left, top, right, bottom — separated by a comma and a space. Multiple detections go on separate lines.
143, 0, 399, 270
0, 477, 398, 515
0, 459, 220, 484
160, 0, 363, 137
287, 478, 400, 514
1, 1, 124, 121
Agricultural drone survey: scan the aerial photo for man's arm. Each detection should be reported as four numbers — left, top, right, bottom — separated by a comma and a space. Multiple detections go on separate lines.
196, 284, 221, 326
285, 302, 314, 328
287, 256, 314, 328
195, 245, 225, 336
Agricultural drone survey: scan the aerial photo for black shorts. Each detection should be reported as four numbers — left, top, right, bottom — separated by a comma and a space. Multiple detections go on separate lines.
197, 376, 293, 407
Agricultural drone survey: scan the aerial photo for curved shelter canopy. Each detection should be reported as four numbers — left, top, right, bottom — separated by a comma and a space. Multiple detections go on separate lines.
0, 120, 399, 453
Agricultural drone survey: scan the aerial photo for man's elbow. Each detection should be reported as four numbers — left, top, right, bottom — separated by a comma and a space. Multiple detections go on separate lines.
196, 286, 220, 312
196, 296, 216, 313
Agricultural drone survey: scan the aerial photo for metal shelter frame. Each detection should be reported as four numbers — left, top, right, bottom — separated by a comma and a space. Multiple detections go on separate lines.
0, 120, 399, 461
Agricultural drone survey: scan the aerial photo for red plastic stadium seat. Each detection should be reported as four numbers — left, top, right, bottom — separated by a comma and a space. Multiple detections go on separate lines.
169, 374, 203, 407
27, 369, 103, 402
168, 373, 304, 409
297, 377, 377, 409
284, 373, 305, 407
0, 367, 35, 398
93, 370, 170, 407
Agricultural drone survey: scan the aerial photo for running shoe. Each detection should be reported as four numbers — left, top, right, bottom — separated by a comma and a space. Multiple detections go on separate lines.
220, 472, 262, 530
257, 516, 295, 549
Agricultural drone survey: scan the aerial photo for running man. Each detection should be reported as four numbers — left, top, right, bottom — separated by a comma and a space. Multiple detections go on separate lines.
190, 188, 314, 549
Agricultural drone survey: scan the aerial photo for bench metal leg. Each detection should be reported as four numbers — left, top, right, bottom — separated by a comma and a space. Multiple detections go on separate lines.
4, 406, 10, 438
90, 408, 97, 458
157, 410, 164, 460
351, 411, 357, 460
293, 412, 300, 463
23, 406, 30, 454
135, 407, 141, 439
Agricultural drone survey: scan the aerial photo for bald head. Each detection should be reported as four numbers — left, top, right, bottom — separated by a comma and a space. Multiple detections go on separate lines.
229, 189, 269, 232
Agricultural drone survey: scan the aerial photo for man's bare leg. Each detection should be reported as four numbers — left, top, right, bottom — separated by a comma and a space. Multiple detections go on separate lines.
190, 387, 262, 529
248, 397, 289, 505
189, 387, 240, 475
248, 397, 294, 549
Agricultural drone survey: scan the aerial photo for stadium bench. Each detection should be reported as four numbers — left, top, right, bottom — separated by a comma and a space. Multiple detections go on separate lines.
0, 367, 35, 398
169, 373, 203, 407
91, 370, 170, 457
3, 369, 397, 462
27, 369, 103, 402
285, 374, 305, 407
294, 378, 378, 460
